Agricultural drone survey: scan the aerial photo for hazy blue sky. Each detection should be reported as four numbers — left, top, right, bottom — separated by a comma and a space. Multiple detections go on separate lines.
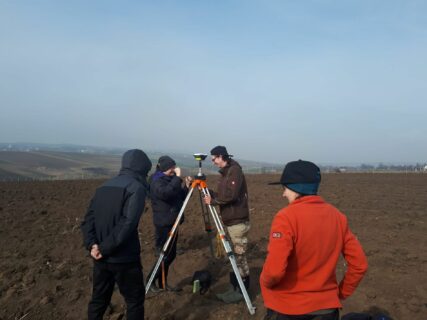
1, 1, 426, 164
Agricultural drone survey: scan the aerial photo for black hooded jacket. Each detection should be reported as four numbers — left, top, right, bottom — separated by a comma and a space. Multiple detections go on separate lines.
150, 171, 188, 227
81, 149, 152, 263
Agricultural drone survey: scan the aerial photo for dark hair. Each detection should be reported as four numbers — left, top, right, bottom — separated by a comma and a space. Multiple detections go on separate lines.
221, 154, 231, 161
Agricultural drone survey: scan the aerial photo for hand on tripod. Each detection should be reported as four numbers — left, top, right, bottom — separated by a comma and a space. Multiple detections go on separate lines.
185, 176, 193, 188
204, 194, 212, 205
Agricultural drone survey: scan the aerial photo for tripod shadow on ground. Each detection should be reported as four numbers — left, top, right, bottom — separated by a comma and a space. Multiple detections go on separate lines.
247, 236, 268, 258
179, 257, 264, 298
179, 232, 215, 251
161, 290, 225, 320
175, 257, 230, 288
248, 266, 263, 297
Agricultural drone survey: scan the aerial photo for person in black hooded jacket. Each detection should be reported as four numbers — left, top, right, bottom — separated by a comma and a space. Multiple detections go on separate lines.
149, 155, 192, 292
81, 149, 152, 320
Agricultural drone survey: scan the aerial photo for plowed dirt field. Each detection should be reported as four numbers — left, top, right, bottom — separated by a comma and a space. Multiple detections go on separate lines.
1, 173, 426, 320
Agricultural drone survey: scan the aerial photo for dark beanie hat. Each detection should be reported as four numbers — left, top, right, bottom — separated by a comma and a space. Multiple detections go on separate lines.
158, 155, 176, 172
210, 146, 233, 157
270, 160, 321, 195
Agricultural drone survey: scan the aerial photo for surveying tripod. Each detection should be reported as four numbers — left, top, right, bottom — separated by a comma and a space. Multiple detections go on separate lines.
145, 153, 256, 315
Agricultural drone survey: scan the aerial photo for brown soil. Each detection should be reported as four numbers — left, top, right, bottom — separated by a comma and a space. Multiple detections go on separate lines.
0, 173, 426, 320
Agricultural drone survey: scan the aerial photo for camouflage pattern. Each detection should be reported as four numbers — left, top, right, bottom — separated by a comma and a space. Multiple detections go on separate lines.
227, 221, 250, 277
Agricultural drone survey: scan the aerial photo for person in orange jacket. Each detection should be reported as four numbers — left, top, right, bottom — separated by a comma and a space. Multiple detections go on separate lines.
260, 160, 368, 320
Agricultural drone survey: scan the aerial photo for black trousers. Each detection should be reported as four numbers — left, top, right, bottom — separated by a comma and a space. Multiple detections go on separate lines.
88, 261, 145, 320
153, 225, 177, 288
264, 308, 339, 320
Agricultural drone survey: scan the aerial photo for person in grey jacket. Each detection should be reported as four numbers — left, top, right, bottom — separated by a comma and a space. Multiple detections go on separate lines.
81, 149, 152, 320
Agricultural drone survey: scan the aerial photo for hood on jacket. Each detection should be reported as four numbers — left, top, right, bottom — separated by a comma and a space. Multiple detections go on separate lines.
120, 149, 152, 178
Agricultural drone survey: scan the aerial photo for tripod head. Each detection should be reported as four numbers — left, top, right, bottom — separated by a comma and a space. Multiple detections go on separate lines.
193, 153, 207, 179
193, 153, 207, 161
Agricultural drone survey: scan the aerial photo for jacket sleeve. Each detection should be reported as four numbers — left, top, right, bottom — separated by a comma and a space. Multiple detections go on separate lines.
98, 186, 147, 256
338, 220, 368, 299
213, 166, 244, 205
260, 213, 294, 288
151, 176, 183, 201
80, 198, 98, 250
181, 185, 189, 201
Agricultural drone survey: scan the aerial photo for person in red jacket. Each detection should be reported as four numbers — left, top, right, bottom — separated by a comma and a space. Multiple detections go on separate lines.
260, 160, 368, 320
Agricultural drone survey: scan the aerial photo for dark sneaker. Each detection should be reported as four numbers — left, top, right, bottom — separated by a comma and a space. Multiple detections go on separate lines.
215, 286, 235, 301
220, 290, 244, 303
165, 284, 182, 292
149, 284, 164, 293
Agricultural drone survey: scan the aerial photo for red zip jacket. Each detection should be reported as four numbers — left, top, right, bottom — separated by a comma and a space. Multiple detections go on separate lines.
260, 195, 368, 315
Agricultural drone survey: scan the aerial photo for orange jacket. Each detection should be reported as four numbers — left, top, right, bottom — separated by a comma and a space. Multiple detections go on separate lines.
260, 195, 368, 315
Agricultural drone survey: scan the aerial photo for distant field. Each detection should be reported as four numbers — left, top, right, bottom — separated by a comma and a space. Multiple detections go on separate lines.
0, 151, 122, 180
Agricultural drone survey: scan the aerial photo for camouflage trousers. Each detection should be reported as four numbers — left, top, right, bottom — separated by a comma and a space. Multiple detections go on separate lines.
226, 221, 250, 277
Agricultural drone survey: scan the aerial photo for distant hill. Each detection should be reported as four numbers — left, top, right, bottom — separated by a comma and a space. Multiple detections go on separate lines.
0, 143, 282, 181
1, 142, 425, 180
0, 142, 126, 155
0, 151, 122, 180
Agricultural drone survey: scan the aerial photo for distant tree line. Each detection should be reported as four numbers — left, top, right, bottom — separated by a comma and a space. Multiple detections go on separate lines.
322, 163, 427, 173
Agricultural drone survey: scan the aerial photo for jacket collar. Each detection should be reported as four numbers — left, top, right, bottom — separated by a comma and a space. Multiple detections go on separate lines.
289, 195, 324, 206
151, 170, 166, 182
219, 159, 239, 175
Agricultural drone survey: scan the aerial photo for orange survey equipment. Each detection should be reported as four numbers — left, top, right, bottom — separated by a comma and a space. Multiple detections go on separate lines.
145, 154, 256, 315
